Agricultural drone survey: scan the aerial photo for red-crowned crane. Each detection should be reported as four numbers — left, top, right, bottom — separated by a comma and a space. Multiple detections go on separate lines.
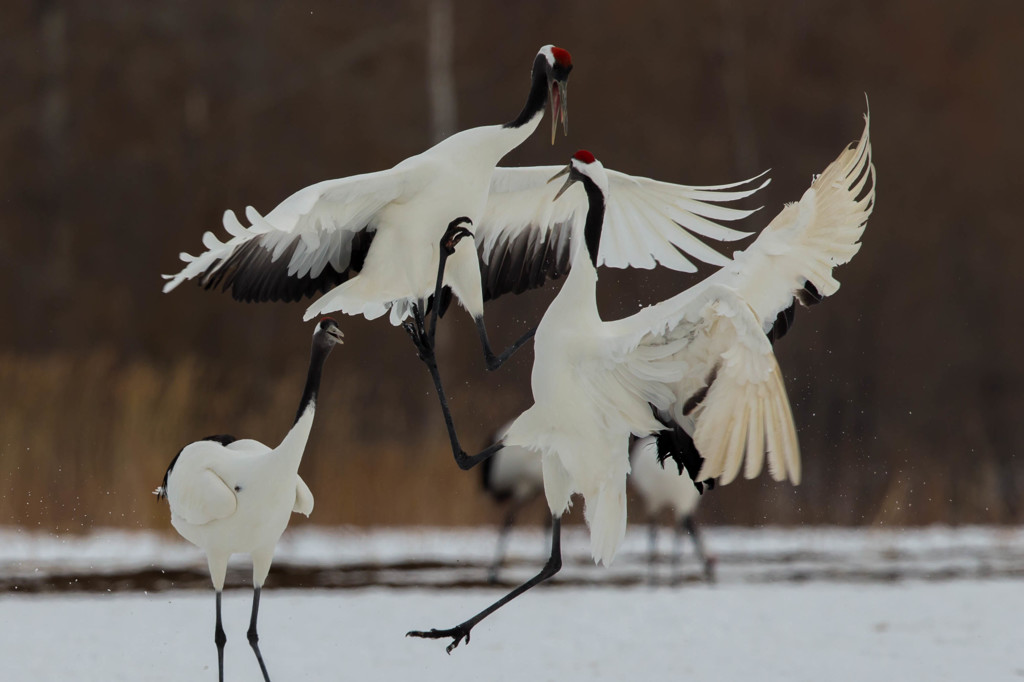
630, 435, 715, 584
407, 111, 875, 652
163, 45, 766, 370
155, 318, 344, 681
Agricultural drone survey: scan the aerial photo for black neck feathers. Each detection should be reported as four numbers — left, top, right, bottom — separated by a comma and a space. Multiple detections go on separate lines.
580, 177, 606, 268
504, 55, 548, 129
295, 337, 333, 424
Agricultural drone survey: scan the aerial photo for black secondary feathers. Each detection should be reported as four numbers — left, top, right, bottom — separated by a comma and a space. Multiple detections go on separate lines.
200, 228, 376, 303
479, 222, 574, 302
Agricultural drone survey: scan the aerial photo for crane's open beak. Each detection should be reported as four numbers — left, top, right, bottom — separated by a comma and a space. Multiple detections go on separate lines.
547, 165, 576, 201
549, 79, 569, 145
326, 326, 345, 344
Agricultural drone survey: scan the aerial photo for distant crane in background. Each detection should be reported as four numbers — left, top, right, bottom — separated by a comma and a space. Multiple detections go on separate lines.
630, 435, 715, 584
479, 422, 545, 582
155, 318, 344, 682
482, 428, 716, 585
408, 113, 874, 652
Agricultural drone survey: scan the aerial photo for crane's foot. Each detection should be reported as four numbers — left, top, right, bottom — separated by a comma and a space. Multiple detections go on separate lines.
407, 624, 472, 654
402, 304, 434, 361
441, 217, 474, 255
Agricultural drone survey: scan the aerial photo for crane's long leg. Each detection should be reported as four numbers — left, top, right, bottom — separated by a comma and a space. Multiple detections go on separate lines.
405, 301, 502, 470
214, 591, 226, 682
403, 222, 503, 471
246, 587, 272, 682
475, 318, 537, 371
405, 218, 472, 355
406, 217, 536, 370
681, 515, 715, 583
408, 516, 562, 653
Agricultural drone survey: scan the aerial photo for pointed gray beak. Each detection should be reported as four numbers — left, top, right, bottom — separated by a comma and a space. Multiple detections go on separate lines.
547, 165, 575, 202
549, 79, 568, 145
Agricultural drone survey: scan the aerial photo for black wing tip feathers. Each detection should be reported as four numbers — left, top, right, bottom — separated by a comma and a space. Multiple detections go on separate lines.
767, 303, 797, 346
650, 407, 715, 494
796, 280, 822, 307
198, 228, 376, 303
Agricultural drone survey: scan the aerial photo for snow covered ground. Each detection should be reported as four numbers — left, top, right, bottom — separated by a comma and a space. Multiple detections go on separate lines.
1, 526, 1022, 681
2, 524, 1022, 590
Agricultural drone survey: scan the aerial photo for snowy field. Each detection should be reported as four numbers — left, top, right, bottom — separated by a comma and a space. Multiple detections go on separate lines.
2, 526, 1022, 681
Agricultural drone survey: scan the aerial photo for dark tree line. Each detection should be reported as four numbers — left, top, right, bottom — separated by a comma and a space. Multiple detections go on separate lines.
1, 0, 1021, 527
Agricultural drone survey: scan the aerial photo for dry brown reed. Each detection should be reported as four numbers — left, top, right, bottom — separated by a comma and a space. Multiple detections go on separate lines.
0, 350, 1015, 534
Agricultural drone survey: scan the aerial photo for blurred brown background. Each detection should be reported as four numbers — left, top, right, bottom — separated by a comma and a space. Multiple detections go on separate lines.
1, 0, 1021, 532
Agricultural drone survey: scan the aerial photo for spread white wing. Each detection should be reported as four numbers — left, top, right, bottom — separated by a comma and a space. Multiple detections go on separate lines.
475, 167, 767, 300
596, 109, 875, 487
595, 283, 799, 486
162, 165, 424, 302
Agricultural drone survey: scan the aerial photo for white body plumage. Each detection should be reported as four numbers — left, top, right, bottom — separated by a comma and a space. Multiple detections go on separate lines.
165, 430, 315, 590
505, 115, 875, 566
159, 319, 343, 591
163, 46, 768, 342
484, 439, 545, 503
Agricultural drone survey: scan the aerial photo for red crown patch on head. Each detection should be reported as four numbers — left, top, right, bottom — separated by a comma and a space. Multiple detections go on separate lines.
573, 150, 596, 164
320, 317, 337, 327
550, 47, 572, 68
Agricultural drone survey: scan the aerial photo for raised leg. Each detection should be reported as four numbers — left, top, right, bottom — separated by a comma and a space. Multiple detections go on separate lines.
475, 317, 537, 371
409, 516, 563, 653
681, 515, 715, 583
403, 218, 473, 359
402, 220, 500, 470
214, 591, 226, 682
404, 299, 503, 470
247, 587, 272, 682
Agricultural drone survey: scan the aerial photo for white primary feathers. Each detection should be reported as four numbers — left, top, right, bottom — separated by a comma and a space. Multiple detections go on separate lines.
162, 45, 767, 371
407, 111, 874, 654
505, 112, 874, 566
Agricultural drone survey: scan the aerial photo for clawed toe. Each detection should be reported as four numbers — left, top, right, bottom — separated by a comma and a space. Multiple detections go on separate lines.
441, 217, 474, 254
406, 625, 471, 654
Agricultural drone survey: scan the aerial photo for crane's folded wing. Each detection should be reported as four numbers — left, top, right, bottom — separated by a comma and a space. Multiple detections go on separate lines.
171, 469, 238, 526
